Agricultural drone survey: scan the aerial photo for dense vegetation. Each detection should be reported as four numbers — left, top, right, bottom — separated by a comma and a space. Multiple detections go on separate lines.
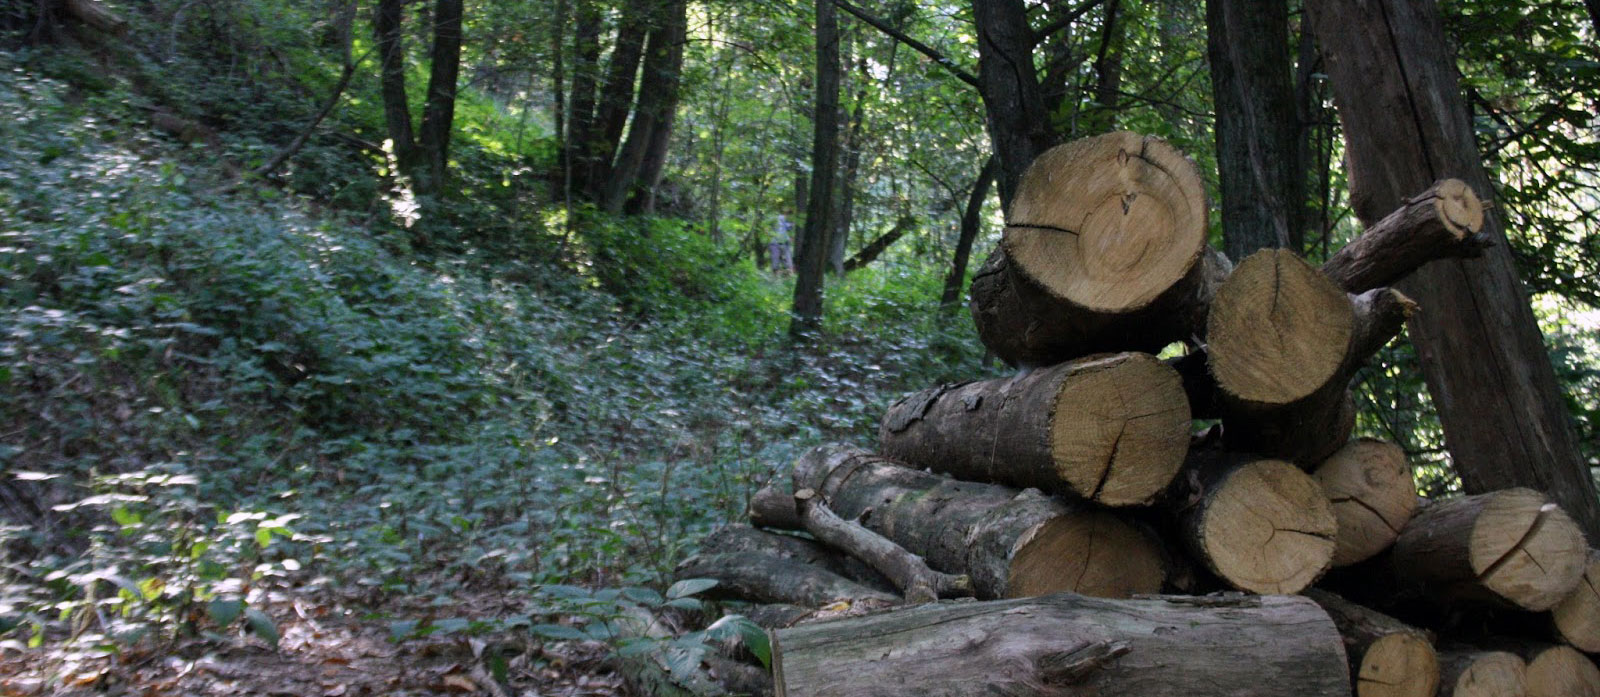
0, 0, 1595, 692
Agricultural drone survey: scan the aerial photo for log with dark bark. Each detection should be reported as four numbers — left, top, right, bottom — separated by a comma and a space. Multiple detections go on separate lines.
1392, 488, 1587, 612
878, 352, 1190, 506
673, 552, 899, 608
969, 132, 1225, 368
1304, 589, 1440, 697
1314, 439, 1421, 566
747, 485, 802, 530
1167, 448, 1337, 594
791, 443, 1166, 599
769, 593, 1351, 697
1437, 649, 1527, 697
792, 489, 970, 601
1320, 178, 1489, 291
699, 525, 894, 594
1551, 549, 1600, 652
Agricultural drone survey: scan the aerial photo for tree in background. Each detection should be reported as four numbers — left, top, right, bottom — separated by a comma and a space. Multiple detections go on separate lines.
793, 0, 842, 336
374, 0, 463, 198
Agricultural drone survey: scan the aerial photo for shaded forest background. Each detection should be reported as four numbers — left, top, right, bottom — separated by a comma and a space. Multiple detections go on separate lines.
0, 0, 1596, 692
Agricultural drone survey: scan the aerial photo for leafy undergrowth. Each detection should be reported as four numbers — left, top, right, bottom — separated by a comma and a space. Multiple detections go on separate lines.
0, 54, 997, 692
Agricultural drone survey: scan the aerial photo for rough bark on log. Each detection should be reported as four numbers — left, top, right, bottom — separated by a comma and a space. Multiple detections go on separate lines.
699, 525, 895, 594
1314, 439, 1421, 566
770, 593, 1351, 697
1321, 178, 1490, 291
793, 489, 970, 601
673, 552, 899, 608
1552, 549, 1600, 652
791, 443, 1165, 599
969, 132, 1222, 368
1304, 589, 1440, 697
1168, 448, 1337, 593
878, 352, 1190, 506
1392, 488, 1587, 612
1437, 649, 1527, 697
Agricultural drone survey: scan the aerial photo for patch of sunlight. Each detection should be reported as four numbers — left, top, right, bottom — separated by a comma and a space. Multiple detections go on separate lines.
378, 139, 420, 228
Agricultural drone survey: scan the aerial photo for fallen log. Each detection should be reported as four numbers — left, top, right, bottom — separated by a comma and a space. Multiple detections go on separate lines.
673, 552, 899, 609
769, 592, 1350, 697
791, 443, 1166, 599
747, 485, 803, 530
793, 488, 970, 601
1552, 549, 1600, 652
1321, 178, 1490, 292
1314, 439, 1421, 566
1168, 448, 1337, 594
969, 132, 1221, 368
1437, 649, 1527, 697
699, 525, 895, 594
1492, 642, 1600, 697
878, 352, 1190, 506
1392, 488, 1587, 612
1304, 589, 1439, 697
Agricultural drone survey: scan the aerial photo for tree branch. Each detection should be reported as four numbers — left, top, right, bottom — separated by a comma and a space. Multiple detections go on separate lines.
831, 0, 978, 87
1030, 0, 1104, 47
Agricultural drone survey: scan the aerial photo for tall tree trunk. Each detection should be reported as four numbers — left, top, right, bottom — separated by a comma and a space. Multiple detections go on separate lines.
1084, 0, 1124, 134
624, 0, 687, 215
1206, 0, 1303, 261
603, 0, 686, 214
562, 0, 603, 192
1306, 0, 1600, 542
417, 0, 462, 196
584, 0, 653, 199
374, 0, 416, 173
973, 0, 1055, 210
828, 48, 870, 276
941, 155, 998, 308
791, 0, 841, 335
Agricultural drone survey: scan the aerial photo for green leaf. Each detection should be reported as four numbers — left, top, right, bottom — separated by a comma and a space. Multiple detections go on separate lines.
706, 615, 770, 669
244, 608, 279, 647
431, 618, 470, 635
665, 578, 718, 600
208, 599, 244, 628
538, 584, 591, 600
530, 624, 587, 640
388, 620, 420, 640
621, 587, 664, 606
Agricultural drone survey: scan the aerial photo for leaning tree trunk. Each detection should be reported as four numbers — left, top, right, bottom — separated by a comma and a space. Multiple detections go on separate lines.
1306, 0, 1600, 542
602, 0, 686, 214
1313, 439, 1421, 567
374, 0, 416, 172
789, 443, 1166, 600
939, 155, 998, 308
582, 0, 651, 198
878, 352, 1190, 506
769, 593, 1351, 697
969, 132, 1223, 368
1391, 488, 1587, 612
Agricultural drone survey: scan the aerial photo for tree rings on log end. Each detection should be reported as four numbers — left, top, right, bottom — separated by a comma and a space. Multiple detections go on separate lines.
1526, 645, 1600, 697
1208, 249, 1354, 405
1434, 178, 1485, 237
1468, 490, 1587, 612
1553, 550, 1600, 652
1006, 511, 1165, 599
1440, 651, 1526, 697
1195, 459, 1336, 594
1315, 439, 1419, 566
1002, 131, 1207, 313
1049, 353, 1190, 506
1358, 633, 1440, 697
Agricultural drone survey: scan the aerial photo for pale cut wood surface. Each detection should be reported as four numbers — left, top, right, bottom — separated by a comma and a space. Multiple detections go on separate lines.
1207, 249, 1354, 405
1552, 549, 1600, 652
1437, 650, 1526, 697
1315, 439, 1420, 566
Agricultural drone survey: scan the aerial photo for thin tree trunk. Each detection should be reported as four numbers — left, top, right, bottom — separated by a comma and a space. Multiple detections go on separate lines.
940, 155, 997, 308
562, 0, 603, 191
584, 0, 652, 199
1306, 0, 1600, 542
603, 0, 685, 214
417, 0, 462, 195
827, 36, 870, 275
791, 0, 841, 336
374, 0, 416, 173
1084, 0, 1124, 133
1206, 0, 1303, 261
624, 0, 686, 214
973, 0, 1054, 210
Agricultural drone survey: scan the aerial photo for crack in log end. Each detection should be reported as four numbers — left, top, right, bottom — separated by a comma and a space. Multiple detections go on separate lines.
1476, 503, 1557, 586
1008, 222, 1082, 237
1329, 494, 1406, 535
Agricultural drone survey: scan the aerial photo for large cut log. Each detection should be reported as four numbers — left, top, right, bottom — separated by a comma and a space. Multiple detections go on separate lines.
969, 132, 1221, 368
748, 485, 802, 530
1168, 447, 1337, 593
1392, 488, 1587, 612
1437, 649, 1527, 697
699, 525, 894, 593
769, 592, 1351, 697
673, 552, 899, 608
1492, 642, 1600, 697
1321, 178, 1490, 291
792, 489, 970, 601
1314, 439, 1421, 566
1552, 549, 1600, 652
791, 443, 1166, 599
1304, 589, 1439, 697
878, 352, 1190, 506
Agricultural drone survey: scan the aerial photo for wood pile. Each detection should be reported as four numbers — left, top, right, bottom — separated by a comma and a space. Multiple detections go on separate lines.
674, 132, 1599, 697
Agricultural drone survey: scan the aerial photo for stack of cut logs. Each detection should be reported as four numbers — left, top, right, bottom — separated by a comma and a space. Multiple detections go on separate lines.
675, 132, 1600, 697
